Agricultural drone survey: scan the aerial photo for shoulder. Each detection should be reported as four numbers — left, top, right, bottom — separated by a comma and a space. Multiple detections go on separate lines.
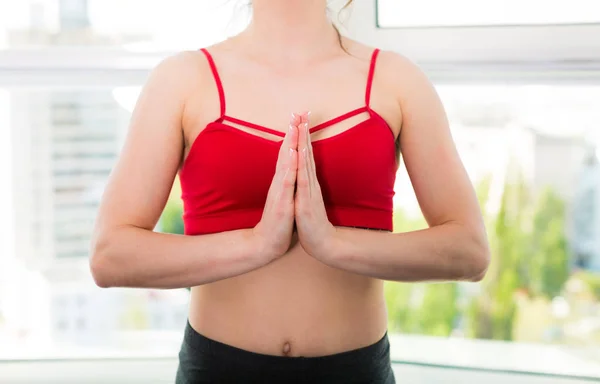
374, 49, 434, 98
146, 50, 217, 95
344, 39, 432, 96
353, 44, 441, 119
378, 50, 439, 109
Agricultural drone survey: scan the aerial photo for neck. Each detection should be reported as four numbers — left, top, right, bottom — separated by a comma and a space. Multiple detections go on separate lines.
239, 0, 340, 62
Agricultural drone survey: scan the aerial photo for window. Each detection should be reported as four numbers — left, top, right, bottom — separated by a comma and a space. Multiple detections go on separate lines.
377, 0, 600, 28
0, 0, 247, 51
390, 84, 600, 377
1, 86, 189, 350
3, 82, 600, 379
6, 90, 128, 262
1, 1, 600, 382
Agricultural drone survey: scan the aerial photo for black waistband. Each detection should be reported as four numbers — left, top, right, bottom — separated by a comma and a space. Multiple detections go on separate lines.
183, 320, 390, 371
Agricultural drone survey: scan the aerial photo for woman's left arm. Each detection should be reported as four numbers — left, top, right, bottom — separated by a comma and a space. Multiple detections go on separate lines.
296, 53, 490, 283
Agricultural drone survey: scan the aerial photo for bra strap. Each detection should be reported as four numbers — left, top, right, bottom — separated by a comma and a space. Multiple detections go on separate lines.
365, 49, 381, 108
222, 116, 286, 137
200, 48, 226, 117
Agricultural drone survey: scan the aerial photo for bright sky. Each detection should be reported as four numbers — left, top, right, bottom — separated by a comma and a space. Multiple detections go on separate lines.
0, 0, 247, 50
378, 0, 600, 27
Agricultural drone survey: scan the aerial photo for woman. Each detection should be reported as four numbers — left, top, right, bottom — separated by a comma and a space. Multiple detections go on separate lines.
90, 0, 490, 382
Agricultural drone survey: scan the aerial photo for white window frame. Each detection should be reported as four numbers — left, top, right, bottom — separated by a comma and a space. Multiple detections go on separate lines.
345, 0, 600, 83
0, 49, 162, 87
0, 1, 598, 86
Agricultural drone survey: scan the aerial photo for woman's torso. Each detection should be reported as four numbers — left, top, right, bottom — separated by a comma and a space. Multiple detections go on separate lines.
180, 39, 402, 357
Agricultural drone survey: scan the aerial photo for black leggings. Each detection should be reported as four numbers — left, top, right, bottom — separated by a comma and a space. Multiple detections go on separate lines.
176, 321, 396, 384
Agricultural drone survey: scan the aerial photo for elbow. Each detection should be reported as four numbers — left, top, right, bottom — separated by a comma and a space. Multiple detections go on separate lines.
89, 231, 118, 288
464, 234, 491, 282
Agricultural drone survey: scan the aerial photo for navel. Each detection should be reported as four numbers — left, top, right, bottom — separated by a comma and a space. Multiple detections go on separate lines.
282, 341, 292, 356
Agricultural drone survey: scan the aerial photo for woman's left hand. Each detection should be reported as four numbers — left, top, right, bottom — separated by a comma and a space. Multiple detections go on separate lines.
294, 112, 339, 262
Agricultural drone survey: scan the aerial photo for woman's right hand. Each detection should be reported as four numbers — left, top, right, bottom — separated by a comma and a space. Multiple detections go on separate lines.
252, 114, 300, 262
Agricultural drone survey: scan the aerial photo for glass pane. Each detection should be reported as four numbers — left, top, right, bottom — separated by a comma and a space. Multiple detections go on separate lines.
390, 84, 600, 377
0, 0, 247, 50
378, 0, 600, 28
1, 83, 600, 379
0, 87, 188, 355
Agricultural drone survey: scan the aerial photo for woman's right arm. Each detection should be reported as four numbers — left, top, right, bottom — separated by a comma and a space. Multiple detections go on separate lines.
89, 52, 299, 289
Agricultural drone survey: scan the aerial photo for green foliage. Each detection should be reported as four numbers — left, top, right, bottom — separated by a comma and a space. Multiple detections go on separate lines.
387, 209, 458, 337
475, 174, 493, 219
414, 283, 459, 336
466, 169, 531, 341
160, 198, 185, 235
529, 188, 570, 299
392, 209, 427, 233
385, 281, 458, 337
465, 168, 570, 341
576, 271, 600, 300
382, 168, 572, 342
385, 282, 413, 333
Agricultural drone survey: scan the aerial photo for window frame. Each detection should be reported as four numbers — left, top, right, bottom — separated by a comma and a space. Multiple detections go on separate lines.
344, 1, 600, 66
1, 334, 600, 382
2, 48, 600, 87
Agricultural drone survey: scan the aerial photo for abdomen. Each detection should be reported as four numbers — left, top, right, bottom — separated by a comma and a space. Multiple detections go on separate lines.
188, 237, 388, 357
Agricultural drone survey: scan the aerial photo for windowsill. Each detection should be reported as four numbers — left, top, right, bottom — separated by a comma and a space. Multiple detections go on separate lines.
1, 332, 598, 379
388, 334, 600, 379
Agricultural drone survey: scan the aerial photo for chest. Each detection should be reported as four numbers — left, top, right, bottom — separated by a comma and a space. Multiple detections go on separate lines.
182, 53, 401, 156
180, 116, 397, 217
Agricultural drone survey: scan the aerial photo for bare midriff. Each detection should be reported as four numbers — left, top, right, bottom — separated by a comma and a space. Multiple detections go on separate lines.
188, 234, 388, 357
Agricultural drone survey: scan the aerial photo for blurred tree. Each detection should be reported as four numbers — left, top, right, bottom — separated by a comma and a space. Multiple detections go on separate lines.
414, 282, 459, 336
385, 281, 459, 337
385, 282, 413, 332
159, 180, 187, 289
160, 198, 185, 235
529, 188, 569, 299
386, 209, 425, 333
160, 177, 185, 235
387, 208, 458, 336
466, 166, 571, 341
576, 271, 600, 300
467, 166, 530, 340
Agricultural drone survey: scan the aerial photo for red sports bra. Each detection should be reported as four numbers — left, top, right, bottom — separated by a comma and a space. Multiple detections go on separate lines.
179, 48, 398, 235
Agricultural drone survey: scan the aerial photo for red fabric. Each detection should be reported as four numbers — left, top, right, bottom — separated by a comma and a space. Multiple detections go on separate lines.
180, 48, 398, 235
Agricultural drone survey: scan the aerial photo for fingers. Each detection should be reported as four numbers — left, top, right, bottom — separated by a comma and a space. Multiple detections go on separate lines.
288, 112, 301, 150
302, 113, 317, 186
276, 115, 299, 174
297, 112, 309, 154
280, 146, 298, 205
267, 114, 298, 208
296, 112, 312, 195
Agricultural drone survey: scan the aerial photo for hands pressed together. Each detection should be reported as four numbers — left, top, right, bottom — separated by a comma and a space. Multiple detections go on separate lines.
252, 112, 338, 263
